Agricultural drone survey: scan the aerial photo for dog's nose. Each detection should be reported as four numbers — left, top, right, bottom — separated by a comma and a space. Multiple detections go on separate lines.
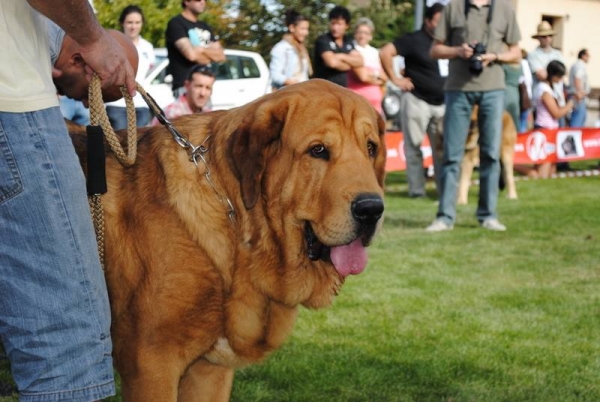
351, 194, 384, 225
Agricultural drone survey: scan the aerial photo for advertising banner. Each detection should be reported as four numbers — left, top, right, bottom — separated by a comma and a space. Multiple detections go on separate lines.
385, 128, 600, 172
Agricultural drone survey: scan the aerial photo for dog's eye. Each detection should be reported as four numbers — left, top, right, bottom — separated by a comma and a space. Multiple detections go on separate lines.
310, 144, 329, 160
367, 141, 377, 158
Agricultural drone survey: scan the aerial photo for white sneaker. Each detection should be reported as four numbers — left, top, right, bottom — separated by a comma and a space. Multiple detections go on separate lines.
480, 218, 507, 231
425, 219, 454, 232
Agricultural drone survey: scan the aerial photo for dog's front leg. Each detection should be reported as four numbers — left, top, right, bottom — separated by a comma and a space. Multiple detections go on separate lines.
178, 359, 234, 402
458, 148, 477, 205
120, 368, 180, 402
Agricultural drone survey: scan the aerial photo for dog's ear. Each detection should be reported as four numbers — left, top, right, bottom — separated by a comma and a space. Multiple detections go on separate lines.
227, 98, 286, 209
374, 113, 387, 187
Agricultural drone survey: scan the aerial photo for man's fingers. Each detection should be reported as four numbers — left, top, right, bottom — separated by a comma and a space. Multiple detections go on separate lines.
125, 64, 137, 97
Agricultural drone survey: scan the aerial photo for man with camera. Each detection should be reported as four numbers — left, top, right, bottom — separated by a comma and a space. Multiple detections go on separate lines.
425, 0, 521, 232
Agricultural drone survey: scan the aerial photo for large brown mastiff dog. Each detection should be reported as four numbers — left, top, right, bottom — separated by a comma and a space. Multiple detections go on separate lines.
70, 79, 386, 401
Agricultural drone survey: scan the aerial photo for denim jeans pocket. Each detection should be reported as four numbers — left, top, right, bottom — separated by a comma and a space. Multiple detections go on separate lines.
0, 121, 23, 204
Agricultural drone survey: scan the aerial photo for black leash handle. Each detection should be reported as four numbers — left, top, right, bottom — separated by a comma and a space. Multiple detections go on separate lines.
86, 125, 107, 195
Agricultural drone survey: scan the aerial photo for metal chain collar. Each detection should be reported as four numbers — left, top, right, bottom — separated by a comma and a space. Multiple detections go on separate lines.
138, 90, 236, 225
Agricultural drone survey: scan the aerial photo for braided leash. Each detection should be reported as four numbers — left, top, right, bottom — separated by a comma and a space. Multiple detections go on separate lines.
87, 74, 141, 268
88, 74, 138, 166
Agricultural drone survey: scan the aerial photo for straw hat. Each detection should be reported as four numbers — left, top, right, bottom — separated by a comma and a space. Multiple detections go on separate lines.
532, 21, 556, 38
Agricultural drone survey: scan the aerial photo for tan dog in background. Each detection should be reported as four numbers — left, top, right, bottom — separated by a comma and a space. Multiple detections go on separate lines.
69, 80, 386, 401
457, 105, 518, 204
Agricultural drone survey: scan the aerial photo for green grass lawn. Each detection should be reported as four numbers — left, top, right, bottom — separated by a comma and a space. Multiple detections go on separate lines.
2, 166, 600, 401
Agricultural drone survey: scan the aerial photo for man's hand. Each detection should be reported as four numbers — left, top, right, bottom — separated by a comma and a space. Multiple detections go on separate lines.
394, 77, 414, 92
79, 30, 137, 97
457, 43, 474, 60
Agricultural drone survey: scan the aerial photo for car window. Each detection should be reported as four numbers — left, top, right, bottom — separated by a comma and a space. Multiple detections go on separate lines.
239, 57, 260, 78
214, 55, 260, 81
147, 55, 167, 81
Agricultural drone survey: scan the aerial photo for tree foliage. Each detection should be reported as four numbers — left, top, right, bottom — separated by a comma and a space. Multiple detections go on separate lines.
94, 0, 418, 61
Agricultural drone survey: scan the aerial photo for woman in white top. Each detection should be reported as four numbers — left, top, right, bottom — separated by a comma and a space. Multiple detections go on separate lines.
106, 5, 156, 129
269, 9, 312, 90
530, 60, 573, 178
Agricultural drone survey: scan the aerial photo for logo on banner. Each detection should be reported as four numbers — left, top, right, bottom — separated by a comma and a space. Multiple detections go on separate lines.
557, 130, 584, 158
526, 131, 555, 161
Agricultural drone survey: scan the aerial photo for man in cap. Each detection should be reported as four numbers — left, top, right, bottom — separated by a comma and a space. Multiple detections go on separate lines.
527, 21, 566, 113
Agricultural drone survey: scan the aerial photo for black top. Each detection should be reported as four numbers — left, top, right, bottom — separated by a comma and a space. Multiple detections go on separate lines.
166, 14, 216, 90
313, 33, 355, 87
393, 28, 445, 105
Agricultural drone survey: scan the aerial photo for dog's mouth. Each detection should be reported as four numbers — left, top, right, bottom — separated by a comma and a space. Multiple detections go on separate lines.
304, 222, 368, 278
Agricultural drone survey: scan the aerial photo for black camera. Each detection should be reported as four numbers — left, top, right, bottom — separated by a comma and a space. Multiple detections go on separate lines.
468, 43, 487, 75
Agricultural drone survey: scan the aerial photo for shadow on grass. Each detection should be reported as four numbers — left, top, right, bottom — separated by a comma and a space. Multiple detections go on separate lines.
231, 341, 503, 402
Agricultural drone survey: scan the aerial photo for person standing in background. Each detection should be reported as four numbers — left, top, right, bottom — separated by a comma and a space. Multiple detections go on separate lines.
527, 21, 565, 123
425, 0, 522, 232
270, 9, 312, 90
0, 0, 135, 400
166, 0, 225, 97
568, 48, 591, 127
519, 48, 533, 132
347, 17, 388, 115
502, 45, 522, 130
380, 2, 446, 198
522, 60, 574, 179
313, 5, 363, 87
106, 5, 156, 129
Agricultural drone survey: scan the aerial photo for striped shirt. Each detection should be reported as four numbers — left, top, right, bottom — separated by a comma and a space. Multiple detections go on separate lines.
533, 82, 559, 129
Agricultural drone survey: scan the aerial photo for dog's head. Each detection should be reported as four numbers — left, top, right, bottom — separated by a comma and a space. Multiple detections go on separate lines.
224, 80, 386, 294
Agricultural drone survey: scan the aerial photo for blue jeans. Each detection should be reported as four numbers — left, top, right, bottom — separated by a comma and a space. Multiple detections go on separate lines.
569, 99, 587, 127
0, 108, 115, 401
437, 90, 505, 225
106, 106, 153, 130
519, 108, 531, 133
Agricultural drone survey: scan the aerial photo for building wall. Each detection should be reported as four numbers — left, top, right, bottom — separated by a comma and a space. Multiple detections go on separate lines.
514, 0, 600, 88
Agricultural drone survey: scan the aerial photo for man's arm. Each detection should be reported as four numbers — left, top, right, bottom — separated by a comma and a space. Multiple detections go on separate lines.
174, 38, 225, 65
321, 49, 364, 72
28, 0, 135, 95
495, 43, 521, 64
27, 0, 136, 95
379, 42, 413, 91
430, 40, 472, 60
342, 50, 365, 68
321, 51, 352, 71
527, 52, 547, 81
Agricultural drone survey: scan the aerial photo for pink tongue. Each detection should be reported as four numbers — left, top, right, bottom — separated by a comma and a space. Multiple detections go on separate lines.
330, 239, 368, 277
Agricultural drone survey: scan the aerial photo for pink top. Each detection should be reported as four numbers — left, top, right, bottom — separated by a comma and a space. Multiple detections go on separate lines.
347, 43, 383, 114
533, 82, 559, 129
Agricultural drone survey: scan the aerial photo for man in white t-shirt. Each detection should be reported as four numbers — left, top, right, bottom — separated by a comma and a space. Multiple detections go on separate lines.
568, 48, 591, 127
0, 1, 135, 400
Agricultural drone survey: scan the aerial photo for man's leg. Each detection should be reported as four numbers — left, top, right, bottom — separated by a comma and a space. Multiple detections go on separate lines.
569, 100, 587, 127
436, 91, 473, 225
476, 90, 505, 223
400, 92, 428, 197
0, 108, 115, 402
